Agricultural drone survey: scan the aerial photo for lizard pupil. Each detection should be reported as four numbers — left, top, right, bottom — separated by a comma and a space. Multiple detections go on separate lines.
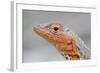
54, 27, 59, 31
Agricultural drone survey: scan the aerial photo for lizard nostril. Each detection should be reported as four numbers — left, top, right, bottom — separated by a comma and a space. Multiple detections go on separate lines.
54, 27, 59, 31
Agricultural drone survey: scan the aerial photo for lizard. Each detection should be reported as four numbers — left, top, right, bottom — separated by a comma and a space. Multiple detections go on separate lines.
33, 22, 90, 60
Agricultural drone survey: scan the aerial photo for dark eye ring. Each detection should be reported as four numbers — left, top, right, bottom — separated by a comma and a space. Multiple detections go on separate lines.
54, 27, 59, 31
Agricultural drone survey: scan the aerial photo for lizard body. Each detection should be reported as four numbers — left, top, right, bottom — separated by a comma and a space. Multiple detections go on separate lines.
33, 22, 89, 60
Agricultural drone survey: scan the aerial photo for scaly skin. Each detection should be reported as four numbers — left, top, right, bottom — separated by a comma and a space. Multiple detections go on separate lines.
33, 22, 80, 60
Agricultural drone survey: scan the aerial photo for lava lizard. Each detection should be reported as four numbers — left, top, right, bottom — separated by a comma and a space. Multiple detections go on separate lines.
33, 22, 90, 60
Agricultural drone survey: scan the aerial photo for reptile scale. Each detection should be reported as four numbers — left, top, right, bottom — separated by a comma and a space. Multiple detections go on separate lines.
33, 22, 90, 60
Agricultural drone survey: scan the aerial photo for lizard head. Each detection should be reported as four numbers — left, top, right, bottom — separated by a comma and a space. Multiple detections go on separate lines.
33, 23, 81, 60
33, 22, 66, 44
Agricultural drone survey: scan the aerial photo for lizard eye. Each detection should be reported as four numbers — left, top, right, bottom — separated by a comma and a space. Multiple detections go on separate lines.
54, 27, 59, 31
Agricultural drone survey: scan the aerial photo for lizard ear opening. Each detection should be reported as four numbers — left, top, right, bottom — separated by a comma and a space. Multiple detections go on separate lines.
67, 40, 72, 45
